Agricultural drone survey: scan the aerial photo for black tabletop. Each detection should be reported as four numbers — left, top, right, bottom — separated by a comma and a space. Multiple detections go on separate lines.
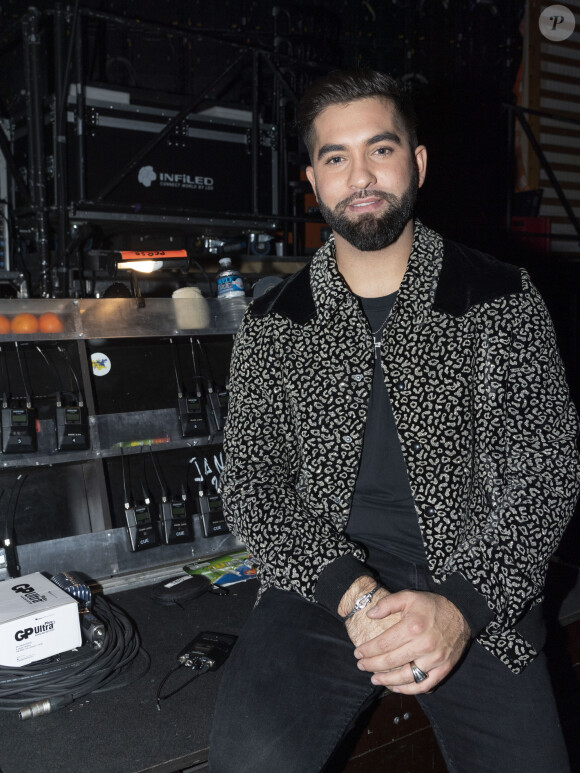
0, 579, 258, 773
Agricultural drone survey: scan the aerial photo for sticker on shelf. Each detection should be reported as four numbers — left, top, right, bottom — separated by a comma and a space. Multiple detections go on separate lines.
91, 352, 111, 377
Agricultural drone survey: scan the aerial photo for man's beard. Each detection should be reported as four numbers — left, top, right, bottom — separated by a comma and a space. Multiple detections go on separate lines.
316, 163, 419, 252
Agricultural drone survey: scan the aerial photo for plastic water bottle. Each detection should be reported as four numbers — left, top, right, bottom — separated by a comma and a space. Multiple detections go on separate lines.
216, 257, 245, 299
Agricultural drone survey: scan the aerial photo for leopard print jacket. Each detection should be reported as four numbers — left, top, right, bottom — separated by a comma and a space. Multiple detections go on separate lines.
220, 220, 580, 672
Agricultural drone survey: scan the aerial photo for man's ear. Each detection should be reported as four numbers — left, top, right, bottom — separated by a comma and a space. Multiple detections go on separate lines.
415, 145, 427, 188
305, 165, 317, 198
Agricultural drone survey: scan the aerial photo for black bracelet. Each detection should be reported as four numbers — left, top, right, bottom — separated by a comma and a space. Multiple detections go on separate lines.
340, 584, 382, 621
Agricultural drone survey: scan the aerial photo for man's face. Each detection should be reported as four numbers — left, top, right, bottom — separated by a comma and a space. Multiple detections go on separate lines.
305, 97, 427, 252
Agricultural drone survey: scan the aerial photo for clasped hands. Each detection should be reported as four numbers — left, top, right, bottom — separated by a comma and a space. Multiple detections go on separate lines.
344, 585, 471, 695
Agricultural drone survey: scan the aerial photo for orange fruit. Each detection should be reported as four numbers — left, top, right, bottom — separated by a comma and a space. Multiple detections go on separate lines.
38, 311, 64, 333
0, 315, 10, 334
11, 313, 39, 334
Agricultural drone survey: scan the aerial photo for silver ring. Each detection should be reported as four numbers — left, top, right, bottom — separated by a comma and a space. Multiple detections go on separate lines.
410, 661, 429, 683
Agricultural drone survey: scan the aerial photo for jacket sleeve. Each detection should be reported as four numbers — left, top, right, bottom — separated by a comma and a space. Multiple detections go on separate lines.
219, 309, 368, 603
439, 272, 580, 650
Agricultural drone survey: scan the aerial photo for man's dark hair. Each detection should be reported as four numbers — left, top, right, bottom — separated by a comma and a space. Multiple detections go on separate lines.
296, 68, 418, 159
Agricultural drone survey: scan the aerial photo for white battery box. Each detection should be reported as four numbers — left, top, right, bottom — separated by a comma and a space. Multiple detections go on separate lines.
0, 572, 82, 667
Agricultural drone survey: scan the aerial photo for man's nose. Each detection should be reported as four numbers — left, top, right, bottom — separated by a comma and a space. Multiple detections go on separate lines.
348, 155, 377, 190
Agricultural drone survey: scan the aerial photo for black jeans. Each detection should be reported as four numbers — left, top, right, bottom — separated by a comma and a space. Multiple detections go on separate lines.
208, 554, 570, 773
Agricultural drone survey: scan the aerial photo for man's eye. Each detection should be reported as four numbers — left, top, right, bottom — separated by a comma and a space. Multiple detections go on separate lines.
326, 156, 343, 165
374, 147, 392, 156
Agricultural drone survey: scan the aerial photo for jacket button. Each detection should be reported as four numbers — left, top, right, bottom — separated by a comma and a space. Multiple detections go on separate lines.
425, 505, 436, 516
353, 374, 363, 382
411, 441, 422, 452
344, 435, 353, 443
395, 381, 405, 391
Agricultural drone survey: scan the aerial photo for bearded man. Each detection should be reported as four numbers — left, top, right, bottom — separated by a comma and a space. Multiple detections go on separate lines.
208, 69, 580, 773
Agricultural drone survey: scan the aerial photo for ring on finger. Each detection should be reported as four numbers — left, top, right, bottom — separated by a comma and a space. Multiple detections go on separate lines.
410, 660, 429, 683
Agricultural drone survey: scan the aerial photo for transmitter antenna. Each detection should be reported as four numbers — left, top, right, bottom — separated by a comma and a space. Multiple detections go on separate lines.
189, 337, 201, 381
140, 446, 152, 505
169, 338, 185, 399
121, 448, 133, 510
0, 346, 9, 408
14, 342, 32, 408
150, 449, 169, 502
36, 346, 64, 405
57, 345, 84, 406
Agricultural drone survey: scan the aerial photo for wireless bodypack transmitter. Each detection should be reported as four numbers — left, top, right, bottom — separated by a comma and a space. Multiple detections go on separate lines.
1, 343, 37, 454
0, 476, 26, 581
56, 404, 90, 451
177, 393, 208, 438
121, 450, 160, 551
171, 338, 209, 439
36, 345, 90, 451
206, 384, 228, 433
198, 485, 229, 537
125, 502, 159, 551
1, 406, 37, 453
150, 450, 194, 544
161, 498, 194, 544
197, 338, 229, 433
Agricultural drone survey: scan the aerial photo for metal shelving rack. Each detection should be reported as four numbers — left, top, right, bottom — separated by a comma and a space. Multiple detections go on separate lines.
0, 297, 247, 584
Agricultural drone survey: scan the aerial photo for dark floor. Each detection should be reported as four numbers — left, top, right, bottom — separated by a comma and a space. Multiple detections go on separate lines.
548, 619, 580, 771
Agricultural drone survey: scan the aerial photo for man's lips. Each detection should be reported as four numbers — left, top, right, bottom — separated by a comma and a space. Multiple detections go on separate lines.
344, 196, 385, 213
333, 189, 397, 215
349, 198, 382, 208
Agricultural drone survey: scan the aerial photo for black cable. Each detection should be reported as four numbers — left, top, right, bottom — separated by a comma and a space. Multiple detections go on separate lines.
0, 594, 150, 718
155, 661, 210, 710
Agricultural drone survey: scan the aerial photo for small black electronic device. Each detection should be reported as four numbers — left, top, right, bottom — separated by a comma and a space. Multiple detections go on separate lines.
125, 502, 160, 551
171, 337, 209, 438
56, 404, 90, 451
36, 344, 91, 452
57, 345, 91, 451
0, 477, 25, 581
121, 449, 160, 551
205, 384, 228, 432
1, 406, 37, 453
177, 630, 237, 670
156, 629, 236, 708
198, 486, 229, 537
197, 338, 228, 433
177, 393, 208, 438
0, 343, 37, 454
160, 497, 194, 544
150, 450, 194, 544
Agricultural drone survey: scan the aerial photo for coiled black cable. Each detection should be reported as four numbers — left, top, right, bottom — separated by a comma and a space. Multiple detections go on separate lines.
0, 594, 150, 719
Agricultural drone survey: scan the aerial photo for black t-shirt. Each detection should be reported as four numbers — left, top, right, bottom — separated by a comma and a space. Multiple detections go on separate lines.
346, 293, 427, 565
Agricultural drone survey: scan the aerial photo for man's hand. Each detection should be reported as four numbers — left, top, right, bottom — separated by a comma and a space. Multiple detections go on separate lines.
338, 576, 402, 648
353, 590, 471, 694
